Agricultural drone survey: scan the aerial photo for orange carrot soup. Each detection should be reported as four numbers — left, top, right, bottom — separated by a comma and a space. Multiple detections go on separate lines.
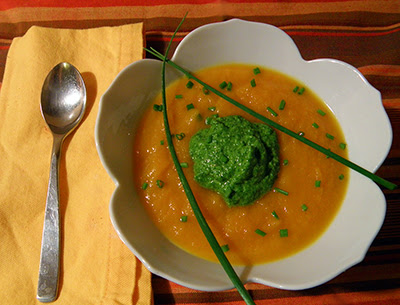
133, 64, 349, 265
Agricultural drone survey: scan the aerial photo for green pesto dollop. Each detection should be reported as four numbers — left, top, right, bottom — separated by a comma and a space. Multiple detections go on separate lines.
189, 115, 280, 207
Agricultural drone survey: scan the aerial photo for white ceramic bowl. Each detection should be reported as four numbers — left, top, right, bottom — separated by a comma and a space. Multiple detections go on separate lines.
95, 19, 393, 290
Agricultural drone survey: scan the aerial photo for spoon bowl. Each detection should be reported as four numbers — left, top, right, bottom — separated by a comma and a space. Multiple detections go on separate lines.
37, 62, 86, 303
41, 62, 86, 134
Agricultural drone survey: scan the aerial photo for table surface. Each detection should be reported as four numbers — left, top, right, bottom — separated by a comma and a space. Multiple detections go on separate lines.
1, 1, 399, 304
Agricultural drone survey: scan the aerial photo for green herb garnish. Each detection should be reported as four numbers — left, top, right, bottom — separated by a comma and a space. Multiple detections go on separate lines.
186, 103, 194, 110
255, 228, 266, 237
253, 67, 261, 75
339, 143, 347, 150
279, 99, 286, 110
180, 162, 189, 168
339, 174, 345, 180
315, 180, 321, 187
205, 114, 219, 125
317, 109, 326, 116
267, 106, 278, 117
274, 187, 289, 196
326, 133, 335, 140
186, 80, 194, 88
175, 133, 185, 140
175, 94, 183, 99
227, 81, 233, 91
219, 81, 228, 89
283, 159, 289, 166
250, 79, 256, 87
141, 182, 148, 190
298, 87, 305, 95
280, 229, 288, 237
301, 204, 308, 211
271, 211, 279, 219
312, 122, 319, 129
156, 180, 164, 188
221, 244, 230, 252
153, 104, 163, 112
180, 215, 188, 222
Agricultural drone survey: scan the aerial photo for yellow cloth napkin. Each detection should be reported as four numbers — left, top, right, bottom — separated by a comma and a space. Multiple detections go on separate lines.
0, 24, 152, 304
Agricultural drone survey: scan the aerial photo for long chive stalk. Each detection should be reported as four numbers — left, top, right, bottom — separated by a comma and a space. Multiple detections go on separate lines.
159, 15, 256, 305
145, 47, 397, 191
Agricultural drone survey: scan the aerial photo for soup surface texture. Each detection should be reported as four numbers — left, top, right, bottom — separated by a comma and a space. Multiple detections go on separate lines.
133, 64, 349, 265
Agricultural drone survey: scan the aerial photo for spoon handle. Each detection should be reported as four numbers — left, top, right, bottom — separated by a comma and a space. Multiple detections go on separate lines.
37, 135, 63, 303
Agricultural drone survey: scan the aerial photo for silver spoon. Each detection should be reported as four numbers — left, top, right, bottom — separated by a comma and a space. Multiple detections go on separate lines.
37, 62, 86, 303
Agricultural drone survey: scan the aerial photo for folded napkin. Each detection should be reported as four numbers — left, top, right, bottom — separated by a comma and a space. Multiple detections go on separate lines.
0, 24, 152, 304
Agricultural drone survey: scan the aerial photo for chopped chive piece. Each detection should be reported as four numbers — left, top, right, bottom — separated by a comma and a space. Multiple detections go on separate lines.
180, 215, 188, 222
141, 182, 148, 190
186, 80, 194, 88
255, 229, 266, 237
301, 204, 308, 211
317, 109, 326, 116
271, 211, 279, 219
339, 174, 345, 180
280, 229, 288, 237
315, 180, 321, 187
175, 133, 185, 140
298, 87, 305, 95
339, 143, 347, 150
326, 133, 335, 140
253, 67, 261, 75
312, 122, 319, 129
279, 99, 286, 110
274, 187, 289, 196
153, 104, 163, 112
160, 140, 164, 145
219, 81, 228, 89
267, 107, 278, 117
283, 159, 289, 166
175, 94, 183, 99
298, 131, 305, 137
250, 79, 256, 87
202, 87, 210, 95
293, 86, 299, 93
208, 106, 216, 111
186, 103, 194, 110
156, 180, 164, 188
197, 113, 203, 121
227, 81, 233, 91
221, 244, 230, 252
180, 162, 189, 168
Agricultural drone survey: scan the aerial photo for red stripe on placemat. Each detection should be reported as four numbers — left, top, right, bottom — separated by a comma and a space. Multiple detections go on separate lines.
0, 0, 369, 10
0, 0, 215, 9
286, 27, 400, 37
146, 26, 400, 42
359, 65, 400, 76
